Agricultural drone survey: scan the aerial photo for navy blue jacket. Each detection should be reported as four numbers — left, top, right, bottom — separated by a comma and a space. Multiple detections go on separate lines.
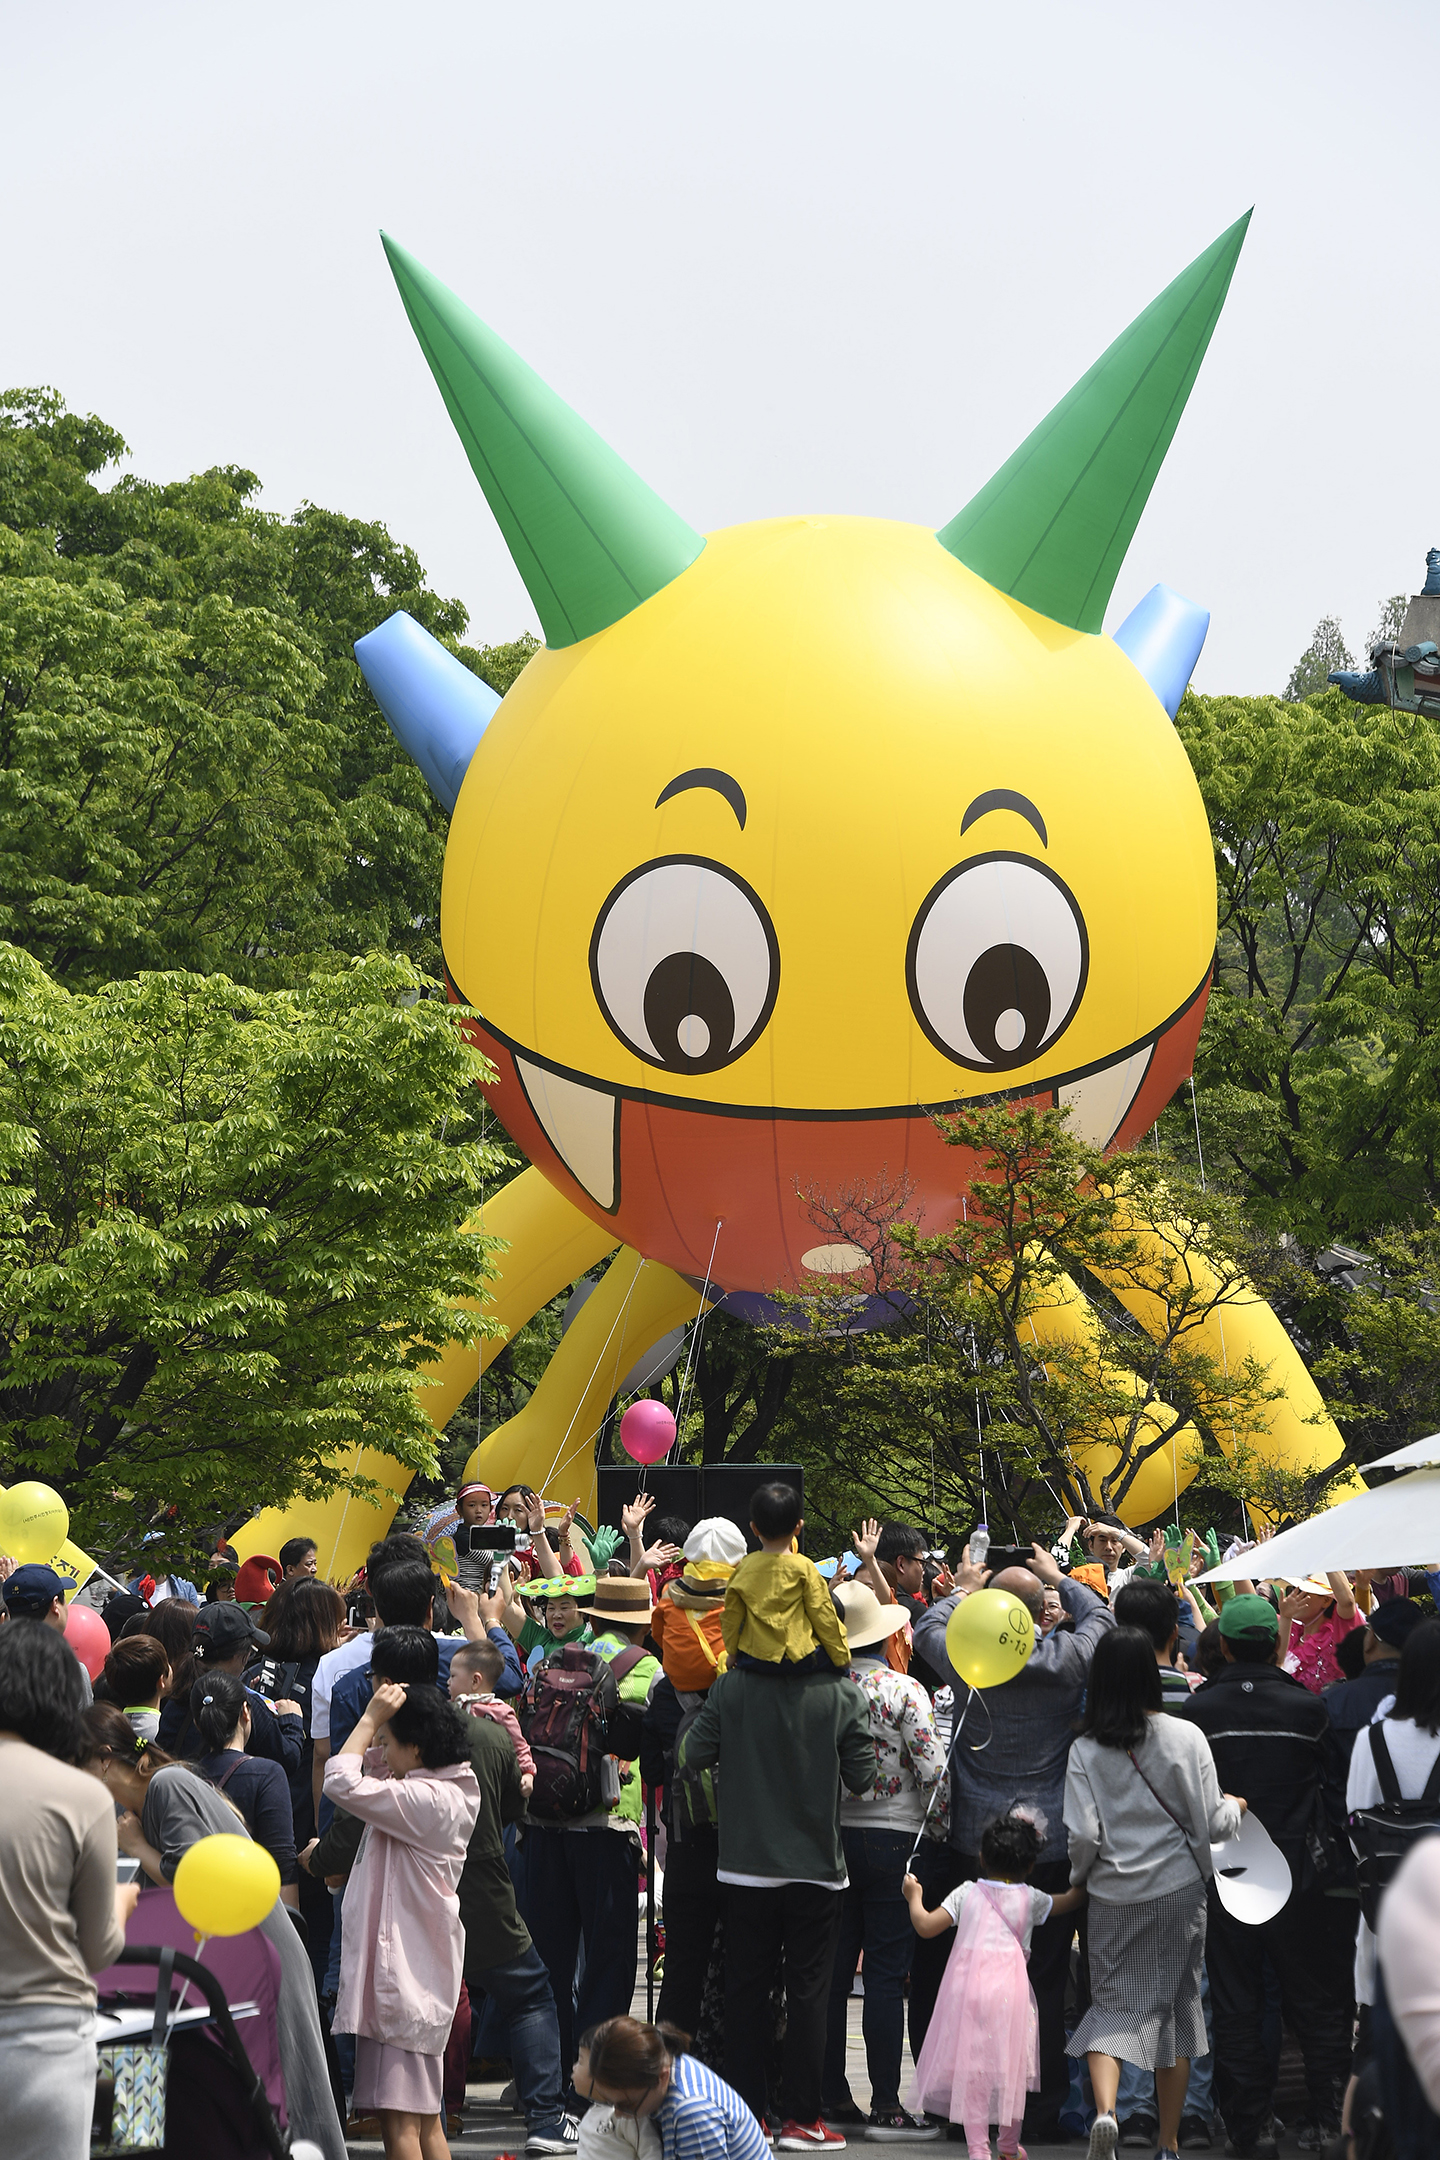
196, 1749, 299, 1883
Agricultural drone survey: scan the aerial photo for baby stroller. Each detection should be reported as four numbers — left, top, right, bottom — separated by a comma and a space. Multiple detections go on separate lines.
93, 1918, 315, 2158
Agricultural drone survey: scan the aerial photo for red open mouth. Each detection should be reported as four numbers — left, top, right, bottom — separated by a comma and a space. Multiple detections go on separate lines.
452, 973, 1209, 1297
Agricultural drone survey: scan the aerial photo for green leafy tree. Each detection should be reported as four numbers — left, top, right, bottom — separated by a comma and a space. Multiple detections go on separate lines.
0, 943, 506, 1568
1367, 594, 1408, 654
739, 1104, 1284, 1539
1284, 614, 1352, 700
1178, 687, 1440, 1244
0, 387, 532, 988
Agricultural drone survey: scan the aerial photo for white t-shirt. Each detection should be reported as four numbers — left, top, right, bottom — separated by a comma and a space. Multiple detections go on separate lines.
1346, 1717, 1440, 2007
309, 1632, 374, 1742
310, 1627, 468, 1740
578, 2104, 662, 2160
942, 1880, 1053, 1954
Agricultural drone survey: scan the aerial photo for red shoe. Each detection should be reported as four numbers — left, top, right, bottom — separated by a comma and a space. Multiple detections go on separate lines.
777, 2125, 848, 2151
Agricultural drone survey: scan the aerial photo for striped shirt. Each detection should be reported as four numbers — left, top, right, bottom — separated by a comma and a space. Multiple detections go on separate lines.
653, 2048, 771, 2160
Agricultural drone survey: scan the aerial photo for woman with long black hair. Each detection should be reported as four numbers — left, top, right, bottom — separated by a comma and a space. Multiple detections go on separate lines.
1064, 1626, 1245, 2160
0, 1626, 136, 2160
246, 1577, 346, 1976
191, 1670, 299, 1897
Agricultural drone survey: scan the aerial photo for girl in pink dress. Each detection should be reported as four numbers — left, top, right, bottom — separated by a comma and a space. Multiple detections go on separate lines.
325, 1679, 480, 2160
903, 1810, 1084, 2160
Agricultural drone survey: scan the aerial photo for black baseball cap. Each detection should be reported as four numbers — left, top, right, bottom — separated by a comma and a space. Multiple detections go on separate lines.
194, 1601, 269, 1653
1369, 1598, 1424, 1650
3, 1563, 77, 1617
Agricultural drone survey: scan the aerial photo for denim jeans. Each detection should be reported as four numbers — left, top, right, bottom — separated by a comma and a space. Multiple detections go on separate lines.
822, 1827, 917, 2114
468, 1943, 568, 2136
515, 1826, 641, 2083
324, 1887, 356, 2101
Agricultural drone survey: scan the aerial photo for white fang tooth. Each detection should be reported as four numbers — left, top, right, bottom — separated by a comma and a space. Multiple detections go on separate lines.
514, 1058, 619, 1210
1058, 1045, 1153, 1149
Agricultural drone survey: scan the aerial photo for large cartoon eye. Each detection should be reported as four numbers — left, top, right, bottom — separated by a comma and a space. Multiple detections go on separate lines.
589, 855, 780, 1075
906, 852, 1088, 1072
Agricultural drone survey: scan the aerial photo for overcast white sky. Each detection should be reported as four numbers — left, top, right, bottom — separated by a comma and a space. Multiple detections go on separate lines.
8, 2, 1436, 692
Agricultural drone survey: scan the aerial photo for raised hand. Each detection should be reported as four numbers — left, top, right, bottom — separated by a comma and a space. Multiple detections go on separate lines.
638, 1540, 682, 1574
852, 1517, 882, 1565
621, 1494, 656, 1539
954, 1543, 992, 1593
368, 1679, 409, 1724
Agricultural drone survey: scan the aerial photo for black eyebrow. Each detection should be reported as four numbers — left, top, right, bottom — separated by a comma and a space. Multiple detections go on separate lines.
960, 788, 1047, 847
655, 768, 747, 830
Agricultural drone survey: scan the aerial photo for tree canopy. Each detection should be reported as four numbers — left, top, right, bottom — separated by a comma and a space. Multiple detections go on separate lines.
0, 943, 505, 1566
0, 386, 535, 990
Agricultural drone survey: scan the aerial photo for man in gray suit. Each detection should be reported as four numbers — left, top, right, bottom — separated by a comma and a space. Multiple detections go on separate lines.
914, 1545, 1114, 2141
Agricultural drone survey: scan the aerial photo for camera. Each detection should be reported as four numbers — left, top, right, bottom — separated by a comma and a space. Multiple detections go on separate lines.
454, 1523, 528, 1558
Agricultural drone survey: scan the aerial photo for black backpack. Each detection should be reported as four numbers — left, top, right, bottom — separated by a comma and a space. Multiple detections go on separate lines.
1349, 1724, 1440, 1926
519, 1642, 647, 1821
670, 1689, 719, 1839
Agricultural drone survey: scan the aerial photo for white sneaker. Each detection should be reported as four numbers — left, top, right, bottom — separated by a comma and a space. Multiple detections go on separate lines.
1090, 2116, 1120, 2160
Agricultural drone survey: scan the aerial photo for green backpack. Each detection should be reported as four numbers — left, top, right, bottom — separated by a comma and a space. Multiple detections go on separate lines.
671, 1689, 718, 1839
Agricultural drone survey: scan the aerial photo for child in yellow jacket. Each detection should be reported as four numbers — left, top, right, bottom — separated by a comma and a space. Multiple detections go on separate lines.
721, 1481, 850, 1674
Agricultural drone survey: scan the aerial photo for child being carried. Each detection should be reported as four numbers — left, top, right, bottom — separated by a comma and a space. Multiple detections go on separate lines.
721, 1481, 850, 1676
448, 1638, 535, 1798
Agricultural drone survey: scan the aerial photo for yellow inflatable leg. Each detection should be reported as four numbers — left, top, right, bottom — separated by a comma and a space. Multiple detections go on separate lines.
471, 1249, 711, 1521
1090, 1206, 1349, 1504
231, 1168, 619, 1581
1021, 1269, 1197, 1524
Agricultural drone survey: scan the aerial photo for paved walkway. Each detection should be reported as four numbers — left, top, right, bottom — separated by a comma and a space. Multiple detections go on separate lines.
342, 1984, 1071, 2156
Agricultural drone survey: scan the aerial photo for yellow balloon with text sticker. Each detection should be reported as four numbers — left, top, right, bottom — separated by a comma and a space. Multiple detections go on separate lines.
945, 1586, 1036, 1690
0, 1481, 69, 1565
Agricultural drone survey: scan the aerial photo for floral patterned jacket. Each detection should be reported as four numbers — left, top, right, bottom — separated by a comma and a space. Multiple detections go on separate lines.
841, 1655, 950, 1838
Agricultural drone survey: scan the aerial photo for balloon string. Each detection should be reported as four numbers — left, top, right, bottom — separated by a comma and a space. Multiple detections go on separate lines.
664, 1219, 723, 1484
906, 1680, 993, 1872
173, 1934, 208, 2018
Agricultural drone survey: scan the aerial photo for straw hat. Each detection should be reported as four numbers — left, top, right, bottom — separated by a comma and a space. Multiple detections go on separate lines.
833, 1579, 905, 1651
587, 1575, 656, 1626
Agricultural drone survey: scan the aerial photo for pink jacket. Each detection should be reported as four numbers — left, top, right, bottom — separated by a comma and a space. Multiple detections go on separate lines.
326, 1753, 481, 2055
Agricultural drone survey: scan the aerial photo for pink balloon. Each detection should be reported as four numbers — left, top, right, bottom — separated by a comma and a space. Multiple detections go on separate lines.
620, 1399, 676, 1466
64, 1601, 110, 1681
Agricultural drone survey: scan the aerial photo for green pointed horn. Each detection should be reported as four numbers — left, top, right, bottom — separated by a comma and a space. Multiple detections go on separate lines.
382, 234, 704, 649
937, 212, 1251, 634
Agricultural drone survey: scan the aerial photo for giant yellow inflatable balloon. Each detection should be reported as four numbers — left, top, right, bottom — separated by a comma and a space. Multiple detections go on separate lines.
248, 209, 1344, 1572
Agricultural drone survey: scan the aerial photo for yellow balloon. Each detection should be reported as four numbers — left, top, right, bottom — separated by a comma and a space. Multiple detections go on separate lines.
173, 1834, 279, 1939
945, 1586, 1036, 1690
0, 1482, 69, 1564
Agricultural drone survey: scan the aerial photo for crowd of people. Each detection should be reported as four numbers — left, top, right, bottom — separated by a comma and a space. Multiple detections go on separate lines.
3, 1487, 1440, 2160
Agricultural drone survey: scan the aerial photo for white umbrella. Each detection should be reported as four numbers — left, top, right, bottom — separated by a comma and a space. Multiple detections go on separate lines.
1195, 1467, 1440, 1583
1365, 1434, 1440, 1472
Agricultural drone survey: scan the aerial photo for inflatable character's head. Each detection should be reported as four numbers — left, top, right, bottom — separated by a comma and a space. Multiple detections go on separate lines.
359, 218, 1248, 1299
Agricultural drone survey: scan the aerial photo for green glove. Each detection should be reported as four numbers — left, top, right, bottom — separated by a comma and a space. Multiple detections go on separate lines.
1202, 1528, 1235, 1607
